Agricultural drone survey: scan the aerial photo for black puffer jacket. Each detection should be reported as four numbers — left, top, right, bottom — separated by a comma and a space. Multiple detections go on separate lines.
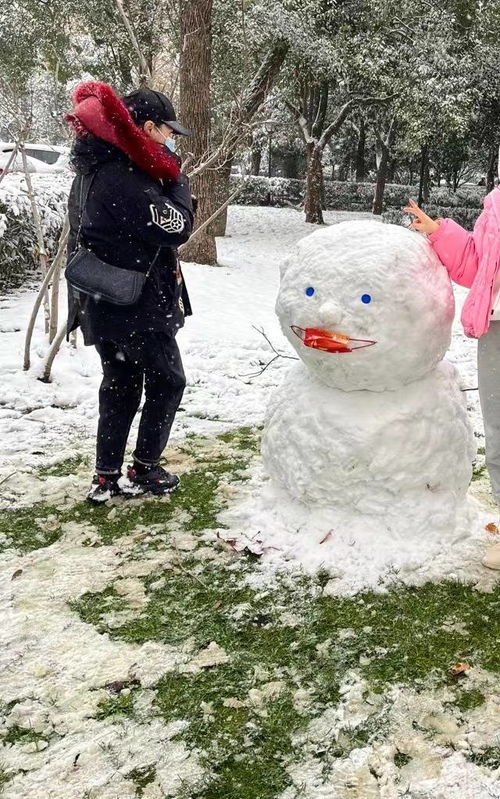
67, 136, 193, 346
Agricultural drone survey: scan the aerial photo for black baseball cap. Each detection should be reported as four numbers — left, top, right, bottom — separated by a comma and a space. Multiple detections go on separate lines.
123, 88, 192, 136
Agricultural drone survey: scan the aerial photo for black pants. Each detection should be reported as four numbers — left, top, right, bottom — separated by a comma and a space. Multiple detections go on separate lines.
94, 332, 186, 474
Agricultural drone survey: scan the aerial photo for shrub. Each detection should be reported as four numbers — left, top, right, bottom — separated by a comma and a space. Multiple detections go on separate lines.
0, 174, 70, 291
230, 176, 485, 215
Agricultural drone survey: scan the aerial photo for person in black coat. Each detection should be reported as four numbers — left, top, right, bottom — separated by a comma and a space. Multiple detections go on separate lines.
65, 82, 194, 502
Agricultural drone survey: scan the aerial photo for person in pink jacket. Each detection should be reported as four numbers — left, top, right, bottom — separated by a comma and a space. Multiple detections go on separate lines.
404, 197, 500, 570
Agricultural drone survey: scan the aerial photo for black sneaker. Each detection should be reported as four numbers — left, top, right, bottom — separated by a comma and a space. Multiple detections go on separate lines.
124, 465, 180, 496
87, 474, 122, 504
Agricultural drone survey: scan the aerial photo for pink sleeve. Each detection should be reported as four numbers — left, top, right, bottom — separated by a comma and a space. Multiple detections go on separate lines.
428, 216, 480, 289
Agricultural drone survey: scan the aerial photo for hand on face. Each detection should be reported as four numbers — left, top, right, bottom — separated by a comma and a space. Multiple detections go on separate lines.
403, 199, 440, 236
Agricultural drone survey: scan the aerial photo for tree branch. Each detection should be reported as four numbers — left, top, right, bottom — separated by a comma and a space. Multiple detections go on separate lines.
284, 99, 313, 143
319, 95, 394, 149
312, 81, 329, 139
114, 0, 152, 83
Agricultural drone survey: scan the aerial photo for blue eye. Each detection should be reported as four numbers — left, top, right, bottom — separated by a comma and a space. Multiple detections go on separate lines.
305, 287, 315, 297
361, 294, 372, 304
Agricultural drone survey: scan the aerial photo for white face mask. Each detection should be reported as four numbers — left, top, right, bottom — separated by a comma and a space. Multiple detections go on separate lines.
155, 125, 176, 152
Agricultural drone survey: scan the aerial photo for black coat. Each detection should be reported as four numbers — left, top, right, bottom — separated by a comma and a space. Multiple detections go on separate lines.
67, 136, 194, 346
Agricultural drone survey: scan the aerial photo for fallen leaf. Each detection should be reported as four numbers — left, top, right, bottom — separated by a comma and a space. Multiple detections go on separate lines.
11, 569, 23, 580
485, 523, 499, 534
320, 530, 334, 544
449, 661, 471, 676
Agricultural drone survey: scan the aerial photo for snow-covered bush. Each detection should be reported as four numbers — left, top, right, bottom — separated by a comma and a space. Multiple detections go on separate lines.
231, 176, 304, 206
431, 186, 485, 209
0, 174, 70, 290
231, 176, 484, 215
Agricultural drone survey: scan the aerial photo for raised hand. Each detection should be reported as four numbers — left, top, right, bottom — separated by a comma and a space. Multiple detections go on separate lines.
403, 199, 440, 236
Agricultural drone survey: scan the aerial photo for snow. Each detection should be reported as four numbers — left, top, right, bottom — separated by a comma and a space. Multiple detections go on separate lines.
0, 521, 203, 798
0, 204, 498, 796
281, 671, 500, 798
276, 221, 455, 391
253, 219, 492, 592
0, 173, 70, 245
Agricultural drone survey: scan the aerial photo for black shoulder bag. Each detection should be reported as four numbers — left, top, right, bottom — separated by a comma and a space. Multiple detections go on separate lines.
65, 173, 160, 306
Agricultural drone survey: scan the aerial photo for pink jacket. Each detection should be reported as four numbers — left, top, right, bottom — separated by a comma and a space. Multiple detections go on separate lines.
428, 186, 500, 338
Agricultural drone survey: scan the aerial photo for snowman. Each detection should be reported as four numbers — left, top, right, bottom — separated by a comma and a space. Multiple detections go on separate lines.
261, 220, 475, 537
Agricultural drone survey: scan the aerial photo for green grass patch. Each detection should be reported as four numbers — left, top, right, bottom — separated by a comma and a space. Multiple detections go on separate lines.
39, 455, 88, 477
469, 746, 500, 769
73, 558, 500, 798
472, 463, 487, 482
453, 688, 486, 713
96, 690, 137, 721
0, 504, 65, 554
71, 457, 248, 547
126, 765, 156, 796
73, 440, 250, 544
193, 696, 305, 799
2, 725, 47, 747
1, 429, 256, 554
0, 770, 14, 789
217, 426, 262, 453
70, 586, 125, 630
394, 752, 412, 768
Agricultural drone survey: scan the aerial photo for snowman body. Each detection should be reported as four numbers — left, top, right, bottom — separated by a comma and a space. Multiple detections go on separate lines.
262, 220, 475, 535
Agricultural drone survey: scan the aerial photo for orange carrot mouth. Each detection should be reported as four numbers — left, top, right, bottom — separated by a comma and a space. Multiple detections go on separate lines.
291, 326, 376, 353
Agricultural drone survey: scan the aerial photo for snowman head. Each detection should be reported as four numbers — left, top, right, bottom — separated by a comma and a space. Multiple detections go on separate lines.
276, 220, 455, 392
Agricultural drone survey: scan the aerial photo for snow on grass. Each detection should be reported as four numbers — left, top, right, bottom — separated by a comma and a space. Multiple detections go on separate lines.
1, 206, 499, 796
1, 427, 500, 797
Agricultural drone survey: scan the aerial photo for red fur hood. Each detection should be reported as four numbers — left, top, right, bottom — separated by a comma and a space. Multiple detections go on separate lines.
66, 81, 180, 181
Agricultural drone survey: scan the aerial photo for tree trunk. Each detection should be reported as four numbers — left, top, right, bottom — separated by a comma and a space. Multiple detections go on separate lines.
355, 116, 366, 182
283, 153, 301, 179
372, 141, 389, 215
486, 146, 497, 193
251, 146, 262, 176
178, 0, 216, 265
386, 157, 396, 184
418, 144, 429, 206
212, 159, 233, 237
305, 142, 324, 224
423, 154, 431, 201
338, 150, 350, 182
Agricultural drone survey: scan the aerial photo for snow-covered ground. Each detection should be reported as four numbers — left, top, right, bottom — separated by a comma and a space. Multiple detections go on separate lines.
1, 206, 500, 799
0, 206, 495, 593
